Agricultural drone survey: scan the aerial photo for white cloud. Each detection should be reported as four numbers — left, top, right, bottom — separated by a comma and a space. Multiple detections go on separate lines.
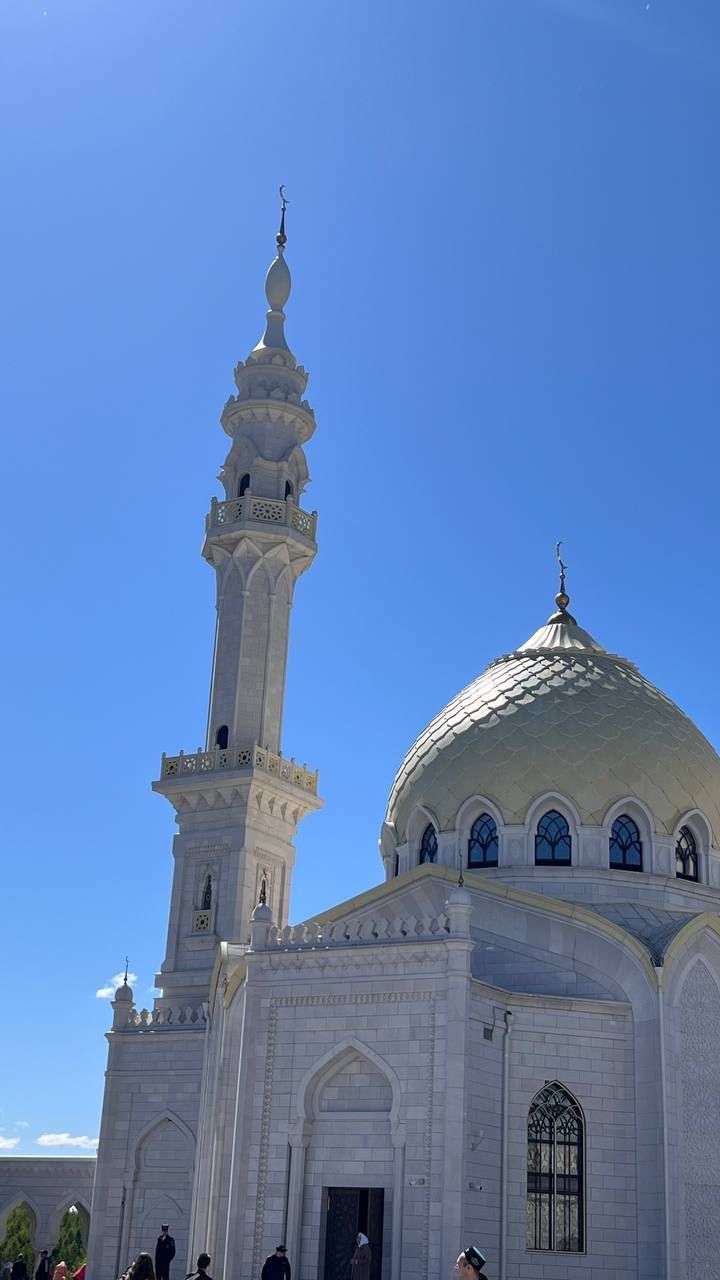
96, 971, 137, 999
0, 1137, 20, 1150
36, 1133, 99, 1151
14, 1121, 29, 1129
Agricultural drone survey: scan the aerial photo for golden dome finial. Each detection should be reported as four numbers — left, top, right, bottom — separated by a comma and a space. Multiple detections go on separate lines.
277, 184, 289, 247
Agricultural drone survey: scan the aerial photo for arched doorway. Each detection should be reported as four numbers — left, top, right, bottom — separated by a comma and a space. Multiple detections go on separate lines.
0, 1203, 37, 1273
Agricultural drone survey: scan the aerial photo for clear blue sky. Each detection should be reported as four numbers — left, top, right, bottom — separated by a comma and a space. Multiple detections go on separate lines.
2, 0, 720, 1154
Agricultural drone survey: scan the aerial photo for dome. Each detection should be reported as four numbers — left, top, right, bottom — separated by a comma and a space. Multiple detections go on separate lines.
386, 610, 720, 844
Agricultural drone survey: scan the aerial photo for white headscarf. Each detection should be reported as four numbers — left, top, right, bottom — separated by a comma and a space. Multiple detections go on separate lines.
356, 1235, 369, 1247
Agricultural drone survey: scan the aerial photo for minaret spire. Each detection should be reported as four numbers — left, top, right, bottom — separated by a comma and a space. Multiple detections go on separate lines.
254, 186, 293, 355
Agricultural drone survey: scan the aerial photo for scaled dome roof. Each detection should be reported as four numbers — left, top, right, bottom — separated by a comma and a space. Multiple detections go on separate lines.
386, 608, 720, 844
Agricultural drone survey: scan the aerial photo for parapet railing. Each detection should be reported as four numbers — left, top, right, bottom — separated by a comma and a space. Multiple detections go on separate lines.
116, 1002, 208, 1031
206, 495, 317, 540
263, 912, 451, 950
159, 744, 319, 796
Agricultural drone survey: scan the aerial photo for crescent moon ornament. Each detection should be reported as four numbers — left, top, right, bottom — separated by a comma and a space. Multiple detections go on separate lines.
277, 185, 289, 246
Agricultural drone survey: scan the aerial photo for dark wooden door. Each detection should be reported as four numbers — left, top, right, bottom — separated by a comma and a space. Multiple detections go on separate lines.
323, 1188, 384, 1280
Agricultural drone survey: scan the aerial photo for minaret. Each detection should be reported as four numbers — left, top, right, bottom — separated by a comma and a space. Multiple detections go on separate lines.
152, 196, 322, 998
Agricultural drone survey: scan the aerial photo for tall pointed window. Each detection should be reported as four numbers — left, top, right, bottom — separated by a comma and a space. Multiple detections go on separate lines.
527, 1082, 584, 1253
535, 811, 571, 866
609, 815, 642, 871
419, 824, 438, 865
238, 473, 251, 496
215, 724, 229, 750
201, 874, 212, 910
468, 813, 498, 868
285, 480, 294, 499
676, 826, 698, 882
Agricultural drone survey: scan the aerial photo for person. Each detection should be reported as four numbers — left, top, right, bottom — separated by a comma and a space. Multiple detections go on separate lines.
2, 1260, 13, 1280
260, 1245, 290, 1280
122, 1253, 155, 1280
455, 1246, 488, 1280
350, 1235, 370, 1280
184, 1254, 212, 1280
10, 1258, 27, 1280
51, 1263, 67, 1280
35, 1253, 52, 1280
155, 1227, 176, 1280
72, 1266, 85, 1280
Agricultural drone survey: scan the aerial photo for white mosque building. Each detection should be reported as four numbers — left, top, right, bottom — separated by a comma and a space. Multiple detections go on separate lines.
4, 210, 720, 1280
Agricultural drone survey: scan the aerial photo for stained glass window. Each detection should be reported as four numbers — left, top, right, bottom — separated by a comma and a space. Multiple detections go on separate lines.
468, 813, 499, 867
609, 814, 642, 871
676, 826, 698, 881
419, 824, 438, 864
535, 810, 571, 866
527, 1082, 584, 1253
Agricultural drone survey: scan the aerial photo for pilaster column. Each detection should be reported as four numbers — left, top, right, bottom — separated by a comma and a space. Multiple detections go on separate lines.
390, 1130, 406, 1279
285, 1127, 310, 1261
441, 888, 473, 1269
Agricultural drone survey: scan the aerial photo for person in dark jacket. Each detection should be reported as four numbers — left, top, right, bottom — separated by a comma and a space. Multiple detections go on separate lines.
184, 1254, 212, 1280
261, 1245, 290, 1280
155, 1227, 176, 1280
10, 1258, 28, 1280
35, 1253, 52, 1280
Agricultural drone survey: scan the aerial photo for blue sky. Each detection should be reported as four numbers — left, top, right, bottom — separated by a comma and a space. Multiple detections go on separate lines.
2, 0, 720, 1153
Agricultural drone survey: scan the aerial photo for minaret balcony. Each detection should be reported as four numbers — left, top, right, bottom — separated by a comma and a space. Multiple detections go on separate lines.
157, 743, 319, 797
206, 495, 317, 540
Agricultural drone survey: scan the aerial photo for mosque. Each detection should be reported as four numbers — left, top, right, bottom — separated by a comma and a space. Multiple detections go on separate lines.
3, 206, 720, 1280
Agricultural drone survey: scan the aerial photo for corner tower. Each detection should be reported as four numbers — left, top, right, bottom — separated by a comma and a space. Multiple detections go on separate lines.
153, 201, 322, 998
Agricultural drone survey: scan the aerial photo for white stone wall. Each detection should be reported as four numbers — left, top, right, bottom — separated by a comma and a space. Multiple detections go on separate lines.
499, 999, 637, 1279
192, 906, 660, 1280
86, 1027, 205, 1280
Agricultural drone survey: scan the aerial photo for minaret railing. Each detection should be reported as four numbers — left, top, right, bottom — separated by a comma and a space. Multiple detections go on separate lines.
159, 742, 319, 795
207, 495, 317, 539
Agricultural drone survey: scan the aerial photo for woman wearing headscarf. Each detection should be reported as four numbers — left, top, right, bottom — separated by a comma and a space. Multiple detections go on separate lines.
350, 1234, 370, 1280
10, 1257, 27, 1280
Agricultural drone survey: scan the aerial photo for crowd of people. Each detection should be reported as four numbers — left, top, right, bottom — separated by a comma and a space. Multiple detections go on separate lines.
118, 1227, 490, 1280
3, 1220, 490, 1280
1, 1254, 85, 1280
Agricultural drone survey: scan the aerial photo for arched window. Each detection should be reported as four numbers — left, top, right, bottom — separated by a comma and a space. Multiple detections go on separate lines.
201, 874, 212, 910
535, 810, 571, 866
468, 813, 498, 868
419, 824, 438, 864
238, 473, 250, 497
527, 1082, 584, 1253
215, 724, 229, 750
609, 814, 642, 871
284, 480, 294, 500
676, 826, 698, 882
